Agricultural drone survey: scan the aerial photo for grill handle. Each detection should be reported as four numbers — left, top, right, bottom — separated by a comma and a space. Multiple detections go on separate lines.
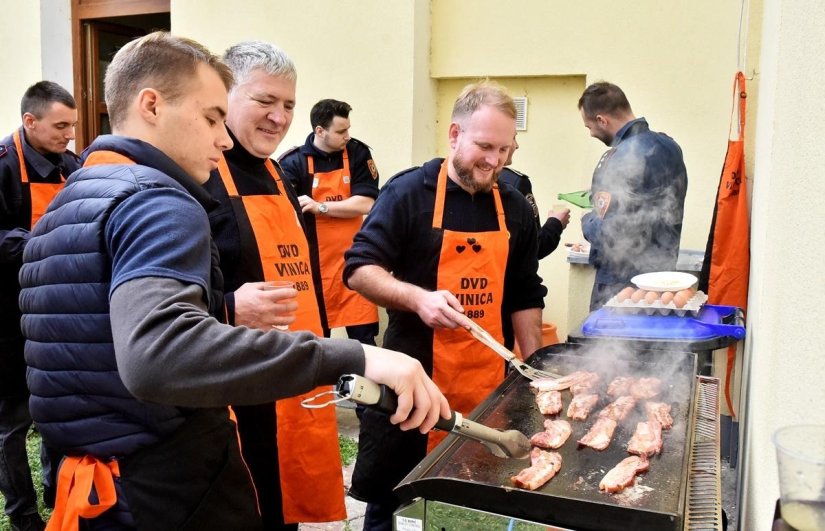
337, 374, 457, 431
337, 374, 531, 459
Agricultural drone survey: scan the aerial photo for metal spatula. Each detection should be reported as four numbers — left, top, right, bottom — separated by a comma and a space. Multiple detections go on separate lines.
464, 319, 561, 381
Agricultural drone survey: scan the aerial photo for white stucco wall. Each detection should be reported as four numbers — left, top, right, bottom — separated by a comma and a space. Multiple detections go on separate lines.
40, 0, 74, 95
172, 0, 433, 179
741, 0, 825, 528
0, 2, 42, 132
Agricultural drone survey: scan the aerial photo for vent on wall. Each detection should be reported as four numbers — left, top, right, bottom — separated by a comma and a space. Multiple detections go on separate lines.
513, 97, 528, 131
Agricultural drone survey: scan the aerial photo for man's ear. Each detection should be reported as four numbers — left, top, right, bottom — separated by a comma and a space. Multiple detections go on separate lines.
596, 114, 609, 127
314, 124, 326, 138
22, 112, 37, 130
448, 122, 460, 149
136, 88, 161, 124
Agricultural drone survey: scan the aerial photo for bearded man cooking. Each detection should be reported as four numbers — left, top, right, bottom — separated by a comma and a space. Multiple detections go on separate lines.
344, 80, 547, 531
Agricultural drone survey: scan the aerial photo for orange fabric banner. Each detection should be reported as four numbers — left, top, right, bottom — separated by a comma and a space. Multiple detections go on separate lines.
701, 72, 750, 417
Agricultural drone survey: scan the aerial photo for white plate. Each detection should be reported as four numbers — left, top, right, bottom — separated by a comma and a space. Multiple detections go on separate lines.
568, 249, 591, 259
631, 271, 698, 292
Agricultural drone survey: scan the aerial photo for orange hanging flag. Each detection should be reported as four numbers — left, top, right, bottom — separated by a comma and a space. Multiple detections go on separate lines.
699, 72, 750, 418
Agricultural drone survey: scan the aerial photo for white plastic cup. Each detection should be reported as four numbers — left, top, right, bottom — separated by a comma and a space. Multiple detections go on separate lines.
263, 280, 296, 330
773, 425, 825, 530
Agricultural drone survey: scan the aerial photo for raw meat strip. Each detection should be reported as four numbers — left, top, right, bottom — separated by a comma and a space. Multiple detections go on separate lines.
645, 402, 673, 430
530, 419, 572, 449
578, 417, 618, 451
631, 377, 662, 399
627, 420, 663, 457
607, 376, 635, 397
570, 372, 601, 395
599, 455, 650, 493
535, 390, 563, 415
567, 393, 599, 421
511, 448, 563, 490
598, 396, 637, 422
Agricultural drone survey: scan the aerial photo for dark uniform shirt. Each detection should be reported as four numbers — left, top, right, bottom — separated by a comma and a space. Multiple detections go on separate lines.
344, 158, 546, 372
279, 134, 379, 251
0, 127, 79, 397
499, 167, 564, 259
582, 118, 687, 303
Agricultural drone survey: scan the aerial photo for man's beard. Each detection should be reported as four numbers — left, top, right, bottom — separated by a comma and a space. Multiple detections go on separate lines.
454, 151, 498, 193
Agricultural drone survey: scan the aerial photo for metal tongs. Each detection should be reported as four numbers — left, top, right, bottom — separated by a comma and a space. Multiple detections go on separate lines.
464, 319, 561, 381
303, 374, 530, 459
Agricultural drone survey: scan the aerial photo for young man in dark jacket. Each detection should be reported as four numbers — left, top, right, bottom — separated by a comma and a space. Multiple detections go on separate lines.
0, 80, 79, 531
18, 31, 448, 530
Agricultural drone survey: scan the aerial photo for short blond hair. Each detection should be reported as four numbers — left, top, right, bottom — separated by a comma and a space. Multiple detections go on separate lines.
105, 31, 233, 129
451, 80, 516, 123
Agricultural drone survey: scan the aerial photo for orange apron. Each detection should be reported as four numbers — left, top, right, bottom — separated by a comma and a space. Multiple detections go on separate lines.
217, 156, 345, 523
308, 149, 378, 328
706, 72, 750, 418
46, 150, 134, 531
429, 161, 509, 451
13, 130, 65, 229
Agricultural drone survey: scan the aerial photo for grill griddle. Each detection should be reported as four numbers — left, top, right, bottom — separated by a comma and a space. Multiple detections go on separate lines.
395, 343, 698, 531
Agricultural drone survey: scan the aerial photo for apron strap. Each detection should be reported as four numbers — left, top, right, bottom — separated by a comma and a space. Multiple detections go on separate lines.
264, 159, 286, 196
47, 456, 121, 531
218, 155, 283, 198
433, 160, 506, 232
306, 147, 350, 177
729, 71, 747, 141
217, 155, 240, 196
12, 130, 30, 184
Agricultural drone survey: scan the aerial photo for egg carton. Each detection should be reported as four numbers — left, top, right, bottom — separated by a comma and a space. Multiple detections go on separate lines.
603, 290, 708, 317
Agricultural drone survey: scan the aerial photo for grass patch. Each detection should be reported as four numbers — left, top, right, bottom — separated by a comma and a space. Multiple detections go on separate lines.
338, 434, 358, 467
0, 427, 52, 530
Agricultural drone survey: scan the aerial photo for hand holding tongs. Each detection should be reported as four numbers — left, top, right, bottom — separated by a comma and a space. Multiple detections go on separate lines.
308, 374, 530, 459
463, 318, 561, 381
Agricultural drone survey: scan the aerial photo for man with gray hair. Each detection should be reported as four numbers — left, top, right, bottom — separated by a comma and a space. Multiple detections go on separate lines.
19, 32, 448, 530
203, 40, 348, 529
578, 81, 688, 309
344, 80, 546, 530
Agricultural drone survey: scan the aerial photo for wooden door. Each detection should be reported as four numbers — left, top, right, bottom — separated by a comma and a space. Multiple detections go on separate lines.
72, 0, 170, 149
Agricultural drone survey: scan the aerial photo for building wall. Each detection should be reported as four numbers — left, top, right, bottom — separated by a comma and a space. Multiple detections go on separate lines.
741, 0, 825, 528
172, 0, 433, 180
0, 2, 42, 132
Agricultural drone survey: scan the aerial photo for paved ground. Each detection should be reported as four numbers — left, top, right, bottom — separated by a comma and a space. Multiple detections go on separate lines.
299, 406, 365, 531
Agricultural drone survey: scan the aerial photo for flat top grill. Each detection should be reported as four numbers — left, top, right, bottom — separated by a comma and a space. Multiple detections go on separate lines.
396, 343, 719, 531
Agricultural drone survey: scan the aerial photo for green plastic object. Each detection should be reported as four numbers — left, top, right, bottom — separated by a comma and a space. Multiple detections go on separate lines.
557, 190, 592, 208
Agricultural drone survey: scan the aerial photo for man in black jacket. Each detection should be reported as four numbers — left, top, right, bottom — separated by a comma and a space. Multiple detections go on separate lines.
0, 80, 79, 531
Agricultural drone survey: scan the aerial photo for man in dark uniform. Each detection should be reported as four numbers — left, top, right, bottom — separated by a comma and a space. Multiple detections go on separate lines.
578, 82, 688, 309
344, 81, 546, 531
0, 80, 79, 531
497, 135, 569, 350
498, 135, 570, 259
18, 32, 448, 531
280, 99, 380, 345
